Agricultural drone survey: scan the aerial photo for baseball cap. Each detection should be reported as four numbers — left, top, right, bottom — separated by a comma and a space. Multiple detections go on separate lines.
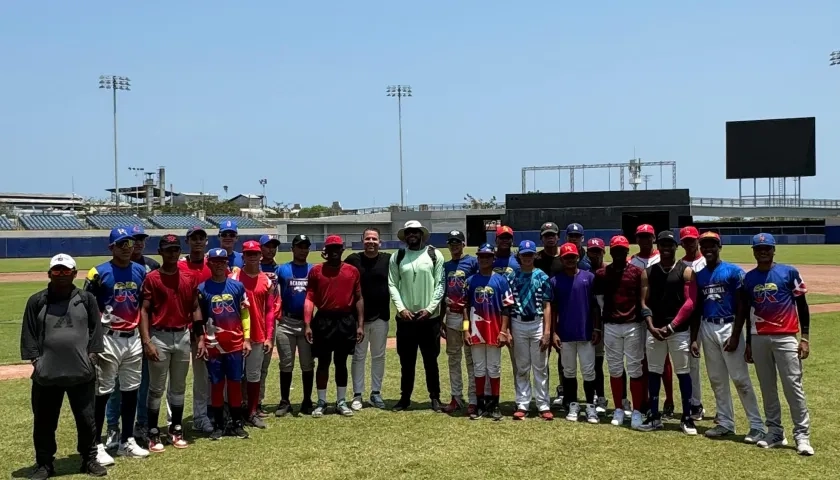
324, 235, 343, 247
447, 230, 466, 243
610, 235, 630, 249
698, 231, 721, 244
109, 227, 134, 245
752, 233, 776, 248
586, 238, 605, 251
495, 225, 514, 237
560, 243, 579, 257
158, 234, 181, 249
636, 224, 655, 236
656, 231, 677, 243
292, 234, 311, 246
207, 248, 228, 259
518, 240, 537, 254
540, 222, 560, 236
186, 225, 207, 238
566, 223, 584, 235
260, 234, 281, 247
49, 253, 76, 270
477, 243, 495, 255
679, 226, 699, 241
219, 220, 238, 234
242, 240, 261, 252
131, 224, 148, 239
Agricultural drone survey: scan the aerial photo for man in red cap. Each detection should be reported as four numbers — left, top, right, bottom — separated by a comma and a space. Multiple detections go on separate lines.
679, 226, 707, 421
594, 235, 646, 429
630, 224, 660, 269
304, 235, 364, 417
585, 238, 609, 414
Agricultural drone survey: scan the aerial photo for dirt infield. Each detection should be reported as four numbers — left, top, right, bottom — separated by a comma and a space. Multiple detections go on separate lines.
0, 272, 45, 283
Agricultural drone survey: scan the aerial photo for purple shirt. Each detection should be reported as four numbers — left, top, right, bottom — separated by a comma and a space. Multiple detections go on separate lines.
551, 270, 595, 342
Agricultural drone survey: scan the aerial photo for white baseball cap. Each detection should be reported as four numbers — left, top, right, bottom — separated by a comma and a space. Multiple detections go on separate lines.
49, 253, 77, 270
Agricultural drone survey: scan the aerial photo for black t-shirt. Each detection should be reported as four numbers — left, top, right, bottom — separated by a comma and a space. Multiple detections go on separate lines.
134, 255, 161, 273
535, 250, 563, 278
345, 252, 392, 322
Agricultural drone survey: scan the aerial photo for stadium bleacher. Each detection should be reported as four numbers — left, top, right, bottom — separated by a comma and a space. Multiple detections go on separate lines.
86, 215, 154, 230
148, 215, 214, 230
19, 214, 87, 230
206, 216, 269, 229
0, 216, 14, 230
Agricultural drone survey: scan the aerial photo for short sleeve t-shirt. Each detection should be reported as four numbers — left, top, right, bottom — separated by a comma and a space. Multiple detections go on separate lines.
231, 270, 277, 343
551, 270, 595, 342
141, 269, 199, 329
178, 257, 213, 284
511, 269, 552, 320
306, 263, 361, 314
743, 264, 807, 335
464, 272, 515, 347
696, 261, 744, 320
276, 262, 312, 316
198, 278, 250, 353
85, 261, 147, 331
630, 251, 660, 270
444, 255, 479, 320
492, 254, 520, 283
594, 263, 643, 324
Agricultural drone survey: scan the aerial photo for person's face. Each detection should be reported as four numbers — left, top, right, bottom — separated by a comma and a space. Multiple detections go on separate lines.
657, 240, 677, 261
541, 232, 558, 248
699, 240, 721, 264
110, 239, 134, 262
159, 246, 182, 264
219, 231, 237, 249
404, 228, 422, 247
477, 254, 494, 269
561, 254, 578, 269
48, 266, 77, 287
681, 238, 698, 257
610, 247, 629, 264
324, 245, 343, 262
637, 233, 654, 251
587, 248, 604, 266
208, 258, 228, 276
188, 233, 208, 253
244, 251, 261, 267
133, 236, 147, 257
363, 230, 381, 255
293, 243, 310, 262
753, 245, 775, 264
566, 233, 583, 247
496, 234, 513, 250
447, 240, 464, 257
261, 243, 278, 262
519, 252, 535, 268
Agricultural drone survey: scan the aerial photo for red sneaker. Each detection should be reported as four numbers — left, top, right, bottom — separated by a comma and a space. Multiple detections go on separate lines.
513, 409, 527, 420
540, 411, 554, 421
169, 425, 188, 449
442, 397, 463, 414
467, 404, 478, 417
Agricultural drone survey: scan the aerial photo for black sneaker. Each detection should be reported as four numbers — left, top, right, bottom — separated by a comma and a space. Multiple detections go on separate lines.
471, 399, 486, 420
231, 421, 249, 439
690, 403, 705, 421
635, 413, 663, 432
29, 464, 55, 480
147, 428, 165, 453
298, 400, 312, 415
81, 459, 107, 477
430, 398, 443, 413
256, 404, 270, 418
247, 414, 267, 429
681, 417, 698, 436
662, 402, 675, 419
490, 404, 503, 421
210, 428, 224, 441
391, 399, 411, 412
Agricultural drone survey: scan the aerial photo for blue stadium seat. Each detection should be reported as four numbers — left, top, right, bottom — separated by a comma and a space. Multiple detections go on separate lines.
19, 214, 86, 230
148, 215, 214, 229
0, 216, 14, 230
206, 216, 269, 229
87, 215, 154, 230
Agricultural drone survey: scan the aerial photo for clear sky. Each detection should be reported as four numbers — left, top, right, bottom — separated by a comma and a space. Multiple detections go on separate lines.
1, 1, 838, 208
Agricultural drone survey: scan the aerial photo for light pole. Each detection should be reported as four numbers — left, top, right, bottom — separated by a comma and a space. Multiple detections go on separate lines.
128, 166, 145, 212
386, 85, 411, 209
99, 75, 131, 210
831, 50, 840, 67
259, 179, 268, 208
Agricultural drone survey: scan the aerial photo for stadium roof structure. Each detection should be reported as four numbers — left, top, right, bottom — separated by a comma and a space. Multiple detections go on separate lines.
0, 192, 84, 200
104, 185, 174, 200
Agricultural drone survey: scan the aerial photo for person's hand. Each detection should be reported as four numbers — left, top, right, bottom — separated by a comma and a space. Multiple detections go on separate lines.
263, 342, 273, 354
356, 326, 365, 344
552, 332, 562, 350
798, 340, 810, 360
659, 326, 672, 339
144, 341, 160, 362
398, 309, 414, 321
744, 343, 753, 364
304, 324, 313, 344
591, 329, 602, 346
87, 353, 97, 366
414, 309, 431, 321
723, 333, 740, 352
440, 324, 448, 339
497, 331, 510, 347
463, 330, 472, 346
243, 339, 252, 357
648, 325, 665, 342
690, 340, 700, 358
539, 332, 551, 352
196, 339, 208, 360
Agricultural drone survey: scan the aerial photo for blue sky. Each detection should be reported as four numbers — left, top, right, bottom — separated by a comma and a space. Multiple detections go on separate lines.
1, 1, 838, 208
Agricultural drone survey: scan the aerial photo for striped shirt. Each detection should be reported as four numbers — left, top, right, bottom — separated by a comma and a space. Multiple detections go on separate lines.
510, 269, 552, 320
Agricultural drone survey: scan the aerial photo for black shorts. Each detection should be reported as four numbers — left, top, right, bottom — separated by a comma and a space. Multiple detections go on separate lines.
311, 311, 357, 357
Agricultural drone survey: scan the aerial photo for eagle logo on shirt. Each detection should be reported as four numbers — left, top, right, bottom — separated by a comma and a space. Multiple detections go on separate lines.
752, 283, 779, 303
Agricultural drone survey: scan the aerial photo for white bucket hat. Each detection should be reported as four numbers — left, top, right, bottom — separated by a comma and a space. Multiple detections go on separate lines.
397, 220, 430, 242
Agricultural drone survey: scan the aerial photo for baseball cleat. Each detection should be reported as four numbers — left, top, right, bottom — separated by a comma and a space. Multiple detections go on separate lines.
192, 417, 214, 434
431, 399, 444, 412
757, 434, 788, 449
680, 418, 698, 436
256, 404, 270, 418
466, 404, 478, 417
540, 410, 554, 421
312, 400, 328, 418
392, 399, 411, 412
635, 413, 663, 432
369, 393, 387, 409
133, 423, 149, 449
470, 399, 485, 420
443, 397, 464, 414
689, 404, 705, 421
630, 410, 644, 430
247, 414, 267, 429
513, 409, 527, 420
169, 425, 188, 449
350, 395, 364, 411
565, 402, 580, 422
704, 425, 735, 438
230, 422, 249, 439
209, 428, 224, 441
585, 404, 599, 424
796, 439, 815, 456
662, 402, 675, 419
275, 400, 292, 417
299, 400, 313, 415
95, 444, 115, 466
337, 400, 354, 417
595, 396, 608, 415
622, 399, 632, 417
81, 458, 107, 477
743, 428, 766, 444
105, 428, 120, 451
117, 438, 149, 458
147, 428, 165, 453
611, 409, 625, 426
30, 464, 55, 480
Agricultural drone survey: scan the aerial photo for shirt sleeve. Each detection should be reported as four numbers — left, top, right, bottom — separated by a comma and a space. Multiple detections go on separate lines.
789, 267, 807, 297
499, 275, 515, 307
84, 267, 102, 307
388, 255, 406, 312
85, 292, 104, 354
20, 294, 42, 361
541, 273, 553, 302
426, 251, 446, 313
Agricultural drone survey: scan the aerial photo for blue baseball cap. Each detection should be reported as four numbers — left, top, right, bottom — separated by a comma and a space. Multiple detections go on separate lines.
260, 234, 280, 246
207, 248, 228, 259
109, 227, 134, 245
186, 225, 207, 238
752, 233, 776, 248
130, 224, 148, 239
219, 220, 238, 234
566, 223, 584, 235
518, 240, 537, 254
477, 243, 495, 255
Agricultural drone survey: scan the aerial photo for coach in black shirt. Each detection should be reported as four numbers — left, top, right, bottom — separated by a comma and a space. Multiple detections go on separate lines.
346, 227, 392, 410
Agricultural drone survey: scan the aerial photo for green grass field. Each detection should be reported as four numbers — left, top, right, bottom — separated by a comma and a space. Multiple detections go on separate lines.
2, 314, 838, 478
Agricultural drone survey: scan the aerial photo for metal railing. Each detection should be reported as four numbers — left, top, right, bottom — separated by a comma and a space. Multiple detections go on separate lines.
691, 197, 840, 208
343, 203, 506, 215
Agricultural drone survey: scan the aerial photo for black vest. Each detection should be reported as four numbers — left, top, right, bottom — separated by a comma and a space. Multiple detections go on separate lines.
646, 262, 688, 331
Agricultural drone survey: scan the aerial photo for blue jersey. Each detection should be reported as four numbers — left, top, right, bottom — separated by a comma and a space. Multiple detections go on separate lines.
260, 262, 277, 274
464, 272, 515, 346
85, 260, 147, 331
696, 261, 744, 320
197, 278, 249, 353
493, 253, 520, 283
511, 269, 553, 320
743, 264, 807, 335
443, 255, 479, 315
276, 262, 312, 316
227, 251, 244, 270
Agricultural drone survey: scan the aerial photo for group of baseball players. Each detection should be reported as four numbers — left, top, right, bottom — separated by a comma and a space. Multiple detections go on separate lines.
24, 218, 815, 477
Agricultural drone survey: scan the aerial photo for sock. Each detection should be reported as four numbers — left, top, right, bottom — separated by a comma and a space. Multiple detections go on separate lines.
609, 376, 624, 413
120, 389, 138, 444
227, 381, 243, 409
562, 376, 578, 405
210, 382, 225, 408
489, 377, 500, 396
317, 389, 327, 403
148, 408, 160, 431
640, 357, 650, 412
280, 371, 293, 401
663, 355, 674, 405
475, 376, 487, 399
171, 404, 184, 428
337, 386, 347, 403
302, 370, 315, 403
677, 373, 693, 419
583, 380, 597, 404
621, 370, 628, 402
476, 395, 485, 409
648, 372, 662, 416
371, 390, 380, 395
629, 377, 645, 412
556, 354, 563, 384
247, 382, 261, 416
229, 405, 242, 423
94, 395, 109, 444
594, 356, 605, 397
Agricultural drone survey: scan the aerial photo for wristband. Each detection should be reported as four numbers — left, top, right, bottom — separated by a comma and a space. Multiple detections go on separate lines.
640, 307, 653, 318
800, 338, 810, 343
462, 320, 469, 332
593, 328, 602, 333
666, 324, 675, 334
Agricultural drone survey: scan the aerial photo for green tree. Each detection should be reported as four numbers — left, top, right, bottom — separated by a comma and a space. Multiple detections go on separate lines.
297, 204, 332, 218
464, 194, 499, 209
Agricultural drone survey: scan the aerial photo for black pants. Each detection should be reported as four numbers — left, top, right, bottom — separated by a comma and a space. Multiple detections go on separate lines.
32, 380, 97, 466
395, 318, 441, 401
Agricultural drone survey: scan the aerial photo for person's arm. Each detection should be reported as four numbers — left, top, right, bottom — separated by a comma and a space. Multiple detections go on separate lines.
425, 252, 446, 314
387, 255, 407, 313
304, 270, 316, 324
266, 277, 278, 341
20, 294, 41, 361
85, 292, 104, 354
640, 269, 657, 336
591, 289, 603, 342
241, 291, 251, 341
725, 271, 747, 352
668, 268, 698, 331
139, 277, 154, 349
354, 269, 365, 325
690, 276, 702, 344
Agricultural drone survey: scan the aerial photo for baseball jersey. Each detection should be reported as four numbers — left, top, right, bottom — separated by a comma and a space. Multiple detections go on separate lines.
230, 270, 278, 343
198, 278, 250, 354
85, 261, 147, 331
630, 250, 660, 269
134, 255, 161, 273
260, 262, 278, 274
141, 269, 200, 329
443, 255, 479, 326
276, 262, 312, 316
594, 263, 643, 324
743, 264, 807, 335
493, 253, 520, 283
681, 254, 706, 273
463, 272, 515, 346
510, 269, 552, 320
306, 263, 361, 313
227, 251, 245, 270
551, 270, 596, 342
178, 256, 214, 284
696, 261, 744, 320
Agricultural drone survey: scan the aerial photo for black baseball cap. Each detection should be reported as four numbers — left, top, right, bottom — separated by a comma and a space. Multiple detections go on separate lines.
159, 234, 181, 249
447, 230, 466, 243
540, 222, 559, 235
656, 230, 677, 243
186, 226, 207, 238
292, 234, 311, 246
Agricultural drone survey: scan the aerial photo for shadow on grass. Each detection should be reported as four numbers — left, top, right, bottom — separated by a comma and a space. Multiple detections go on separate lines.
11, 454, 83, 479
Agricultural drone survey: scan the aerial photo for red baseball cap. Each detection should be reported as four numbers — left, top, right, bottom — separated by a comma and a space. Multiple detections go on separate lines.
679, 226, 699, 240
610, 235, 630, 249
698, 231, 721, 244
495, 225, 514, 237
635, 224, 655, 236
560, 243, 579, 257
586, 238, 605, 251
242, 240, 261, 253
324, 235, 344, 247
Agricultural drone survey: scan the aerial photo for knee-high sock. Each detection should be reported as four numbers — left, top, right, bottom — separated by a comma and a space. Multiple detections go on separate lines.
563, 377, 578, 405
247, 382, 261, 416
609, 376, 624, 412
210, 382, 225, 408
170, 404, 184, 430
621, 370, 628, 400
647, 372, 662, 416
227, 381, 242, 409
94, 394, 109, 444
120, 389, 138, 443
280, 371, 293, 402
489, 377, 500, 396
148, 408, 160, 431
583, 380, 597, 404
677, 373, 693, 419
640, 356, 650, 412
629, 377, 645, 413
663, 355, 674, 405
302, 370, 314, 402
594, 356, 605, 398
475, 376, 487, 401
556, 354, 563, 384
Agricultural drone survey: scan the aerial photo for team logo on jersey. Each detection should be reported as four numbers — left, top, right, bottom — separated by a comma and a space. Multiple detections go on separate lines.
210, 293, 236, 315
113, 282, 139, 304
752, 283, 779, 303
447, 270, 467, 289
290, 278, 308, 293
474, 285, 495, 303
493, 266, 513, 275
702, 283, 725, 302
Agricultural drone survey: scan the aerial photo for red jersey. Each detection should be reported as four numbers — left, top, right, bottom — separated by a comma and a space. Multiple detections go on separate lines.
178, 256, 213, 284
306, 263, 361, 313
230, 269, 279, 343
594, 263, 643, 324
141, 269, 200, 329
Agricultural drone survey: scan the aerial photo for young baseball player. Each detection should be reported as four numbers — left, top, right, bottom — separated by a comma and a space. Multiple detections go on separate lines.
638, 231, 698, 435
86, 227, 150, 465
139, 234, 201, 452
462, 243, 515, 421
256, 234, 281, 416
585, 238, 609, 414
197, 248, 252, 440
534, 222, 562, 277
510, 240, 553, 420
743, 233, 814, 455
230, 240, 278, 429
304, 235, 365, 417
441, 230, 479, 414
493, 226, 519, 398
594, 235, 646, 429
551, 243, 601, 424
695, 232, 766, 442
217, 220, 244, 270
679, 226, 707, 422
259, 234, 281, 274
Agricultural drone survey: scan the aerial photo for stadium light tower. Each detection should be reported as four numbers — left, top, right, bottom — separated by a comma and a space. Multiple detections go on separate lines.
99, 75, 131, 210
259, 178, 268, 208
831, 50, 840, 67
386, 85, 412, 208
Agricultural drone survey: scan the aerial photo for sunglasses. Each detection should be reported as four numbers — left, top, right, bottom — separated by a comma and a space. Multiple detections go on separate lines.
220, 232, 237, 238
49, 268, 75, 276
161, 247, 182, 253
114, 239, 135, 248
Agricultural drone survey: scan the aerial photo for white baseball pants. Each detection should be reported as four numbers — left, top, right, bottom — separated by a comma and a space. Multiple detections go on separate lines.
700, 320, 764, 433
511, 318, 550, 411
351, 320, 389, 394
604, 323, 645, 378
690, 337, 703, 406
96, 332, 143, 396
191, 337, 210, 423
751, 334, 811, 441
445, 326, 476, 404
471, 344, 502, 379
646, 330, 691, 375
560, 341, 596, 381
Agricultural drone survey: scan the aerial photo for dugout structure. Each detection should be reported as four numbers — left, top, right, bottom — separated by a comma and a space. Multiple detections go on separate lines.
503, 189, 692, 240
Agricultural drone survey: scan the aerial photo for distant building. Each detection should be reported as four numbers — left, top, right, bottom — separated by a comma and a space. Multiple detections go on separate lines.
0, 192, 85, 214
172, 192, 219, 205
226, 194, 265, 209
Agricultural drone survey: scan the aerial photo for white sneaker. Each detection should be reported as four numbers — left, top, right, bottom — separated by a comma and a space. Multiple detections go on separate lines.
104, 428, 120, 450
595, 396, 608, 415
117, 437, 150, 458
585, 404, 599, 424
796, 438, 815, 456
565, 402, 580, 421
350, 396, 363, 411
622, 399, 632, 417
630, 410, 643, 430
611, 409, 625, 426
96, 443, 115, 466
757, 434, 788, 449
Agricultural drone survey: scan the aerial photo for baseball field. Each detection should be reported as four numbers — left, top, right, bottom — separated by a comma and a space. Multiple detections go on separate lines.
1, 245, 838, 478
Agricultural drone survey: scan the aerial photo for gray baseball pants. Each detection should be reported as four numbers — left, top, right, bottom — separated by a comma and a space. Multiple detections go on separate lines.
751, 334, 811, 441
146, 329, 192, 415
